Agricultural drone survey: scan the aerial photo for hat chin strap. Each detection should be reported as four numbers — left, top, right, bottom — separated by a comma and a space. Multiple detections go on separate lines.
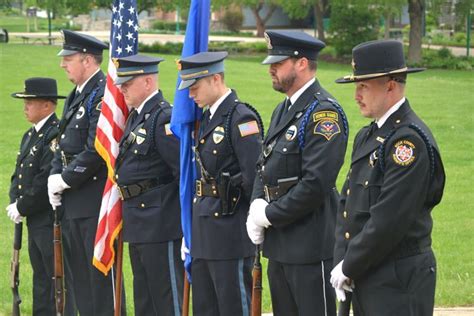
345, 67, 408, 81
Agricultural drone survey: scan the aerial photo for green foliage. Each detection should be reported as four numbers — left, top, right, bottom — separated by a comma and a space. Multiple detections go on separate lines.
137, 40, 267, 55
221, 8, 244, 33
414, 47, 474, 70
329, 3, 378, 57
151, 20, 186, 32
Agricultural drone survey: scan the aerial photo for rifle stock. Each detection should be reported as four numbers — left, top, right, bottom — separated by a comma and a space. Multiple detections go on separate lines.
337, 291, 352, 316
251, 245, 262, 316
11, 222, 23, 316
53, 208, 65, 316
182, 272, 190, 316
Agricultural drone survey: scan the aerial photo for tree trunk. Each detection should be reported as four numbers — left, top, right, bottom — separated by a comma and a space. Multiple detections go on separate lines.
407, 0, 424, 64
251, 3, 276, 37
384, 11, 391, 39
314, 0, 325, 41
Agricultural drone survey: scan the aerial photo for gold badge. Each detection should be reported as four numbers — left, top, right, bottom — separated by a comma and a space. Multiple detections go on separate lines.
285, 125, 297, 141
175, 59, 182, 70
351, 59, 356, 71
136, 128, 147, 145
264, 32, 272, 49
213, 126, 225, 144
50, 139, 58, 152
76, 106, 86, 119
113, 58, 120, 69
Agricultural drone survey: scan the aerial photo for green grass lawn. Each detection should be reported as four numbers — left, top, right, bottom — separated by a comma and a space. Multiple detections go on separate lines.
0, 43, 473, 314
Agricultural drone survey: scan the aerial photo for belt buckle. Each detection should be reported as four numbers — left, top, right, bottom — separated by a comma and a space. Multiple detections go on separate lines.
264, 185, 271, 203
196, 180, 202, 197
116, 184, 125, 200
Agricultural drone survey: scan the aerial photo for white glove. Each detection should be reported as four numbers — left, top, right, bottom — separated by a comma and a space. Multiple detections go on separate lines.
335, 287, 346, 302
48, 174, 70, 195
249, 198, 271, 228
180, 237, 190, 261
330, 260, 350, 290
6, 202, 23, 224
246, 214, 265, 245
48, 188, 62, 208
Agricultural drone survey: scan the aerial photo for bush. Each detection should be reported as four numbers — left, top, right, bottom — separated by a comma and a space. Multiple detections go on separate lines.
152, 20, 186, 32
221, 9, 243, 33
412, 48, 474, 70
329, 3, 378, 57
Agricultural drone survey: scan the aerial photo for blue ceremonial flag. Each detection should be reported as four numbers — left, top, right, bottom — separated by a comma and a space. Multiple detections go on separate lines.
170, 0, 210, 282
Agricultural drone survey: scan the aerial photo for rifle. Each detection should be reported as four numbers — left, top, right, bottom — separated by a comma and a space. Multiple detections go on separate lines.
251, 245, 262, 316
53, 207, 65, 316
182, 272, 190, 316
11, 222, 23, 316
337, 291, 352, 316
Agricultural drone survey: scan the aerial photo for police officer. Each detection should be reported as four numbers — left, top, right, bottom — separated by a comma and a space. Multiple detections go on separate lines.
247, 31, 348, 315
7, 78, 74, 316
330, 40, 446, 315
177, 52, 263, 315
47, 30, 120, 315
113, 54, 183, 315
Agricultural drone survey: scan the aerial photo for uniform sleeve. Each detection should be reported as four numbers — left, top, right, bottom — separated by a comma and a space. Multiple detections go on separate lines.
342, 130, 431, 280
61, 94, 105, 187
231, 107, 263, 201
17, 139, 55, 216
8, 135, 27, 203
154, 108, 180, 179
266, 103, 348, 227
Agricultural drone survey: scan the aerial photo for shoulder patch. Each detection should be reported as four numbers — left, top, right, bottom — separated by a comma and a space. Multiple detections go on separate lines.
392, 139, 416, 166
238, 120, 260, 137
164, 123, 173, 136
313, 110, 341, 140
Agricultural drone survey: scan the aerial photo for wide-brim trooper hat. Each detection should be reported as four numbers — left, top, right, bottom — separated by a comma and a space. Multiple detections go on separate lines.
58, 29, 108, 57
114, 54, 164, 85
177, 51, 228, 90
262, 30, 326, 65
335, 40, 425, 84
11, 77, 66, 99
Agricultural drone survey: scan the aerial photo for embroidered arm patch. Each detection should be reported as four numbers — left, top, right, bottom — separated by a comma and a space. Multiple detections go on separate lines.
238, 120, 260, 137
313, 111, 340, 140
392, 140, 416, 166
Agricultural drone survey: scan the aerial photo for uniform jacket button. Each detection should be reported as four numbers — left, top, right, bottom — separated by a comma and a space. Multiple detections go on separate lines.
214, 212, 219, 217
343, 211, 348, 218
345, 232, 350, 239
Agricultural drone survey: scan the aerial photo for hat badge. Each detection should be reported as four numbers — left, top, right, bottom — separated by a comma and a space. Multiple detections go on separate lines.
351, 59, 356, 71
175, 59, 182, 71
264, 33, 273, 49
112, 58, 120, 69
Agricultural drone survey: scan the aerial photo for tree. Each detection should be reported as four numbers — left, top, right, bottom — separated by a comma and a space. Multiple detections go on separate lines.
277, 0, 329, 41
371, 0, 405, 39
407, 0, 424, 64
214, 0, 279, 37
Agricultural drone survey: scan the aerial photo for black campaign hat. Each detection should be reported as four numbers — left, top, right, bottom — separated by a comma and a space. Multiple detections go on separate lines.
58, 29, 108, 56
335, 40, 425, 84
177, 51, 228, 90
262, 30, 325, 64
11, 77, 66, 99
114, 54, 164, 85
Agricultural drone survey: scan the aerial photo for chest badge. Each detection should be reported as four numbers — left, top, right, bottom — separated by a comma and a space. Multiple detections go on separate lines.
369, 150, 378, 167
50, 139, 58, 153
76, 106, 86, 119
29, 145, 38, 156
285, 125, 297, 141
136, 128, 147, 145
213, 126, 225, 144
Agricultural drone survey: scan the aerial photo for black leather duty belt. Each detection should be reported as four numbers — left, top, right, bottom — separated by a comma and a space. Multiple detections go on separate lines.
117, 176, 174, 200
195, 179, 219, 197
263, 177, 299, 202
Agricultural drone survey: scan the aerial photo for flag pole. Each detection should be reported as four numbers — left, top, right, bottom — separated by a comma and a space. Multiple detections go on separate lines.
182, 272, 190, 316
114, 231, 124, 316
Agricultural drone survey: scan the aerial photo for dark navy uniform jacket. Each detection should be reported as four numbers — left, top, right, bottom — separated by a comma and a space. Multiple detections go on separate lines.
9, 114, 59, 228
115, 91, 182, 244
334, 101, 445, 280
192, 91, 262, 260
51, 71, 107, 219
252, 80, 348, 264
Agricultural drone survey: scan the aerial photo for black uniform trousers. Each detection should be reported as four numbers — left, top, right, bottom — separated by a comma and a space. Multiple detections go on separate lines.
28, 224, 77, 316
192, 257, 253, 316
268, 258, 336, 316
352, 251, 436, 316
129, 239, 183, 316
67, 217, 125, 316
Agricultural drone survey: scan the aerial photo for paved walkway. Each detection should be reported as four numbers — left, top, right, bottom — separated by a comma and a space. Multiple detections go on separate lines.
262, 308, 474, 315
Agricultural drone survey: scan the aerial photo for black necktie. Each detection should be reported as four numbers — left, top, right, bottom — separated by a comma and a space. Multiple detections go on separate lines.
276, 98, 291, 125
127, 110, 138, 130
365, 121, 378, 142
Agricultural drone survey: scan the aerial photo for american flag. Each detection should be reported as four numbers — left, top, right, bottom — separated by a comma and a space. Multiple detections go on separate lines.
93, 0, 138, 275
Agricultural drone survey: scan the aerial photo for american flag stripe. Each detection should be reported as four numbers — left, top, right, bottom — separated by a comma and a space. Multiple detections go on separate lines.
93, 0, 138, 275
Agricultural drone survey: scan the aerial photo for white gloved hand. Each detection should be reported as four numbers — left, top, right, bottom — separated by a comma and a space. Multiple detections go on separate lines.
334, 287, 346, 302
6, 202, 23, 224
330, 260, 350, 290
48, 174, 70, 195
246, 214, 265, 245
48, 189, 62, 208
180, 237, 190, 261
249, 198, 271, 228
